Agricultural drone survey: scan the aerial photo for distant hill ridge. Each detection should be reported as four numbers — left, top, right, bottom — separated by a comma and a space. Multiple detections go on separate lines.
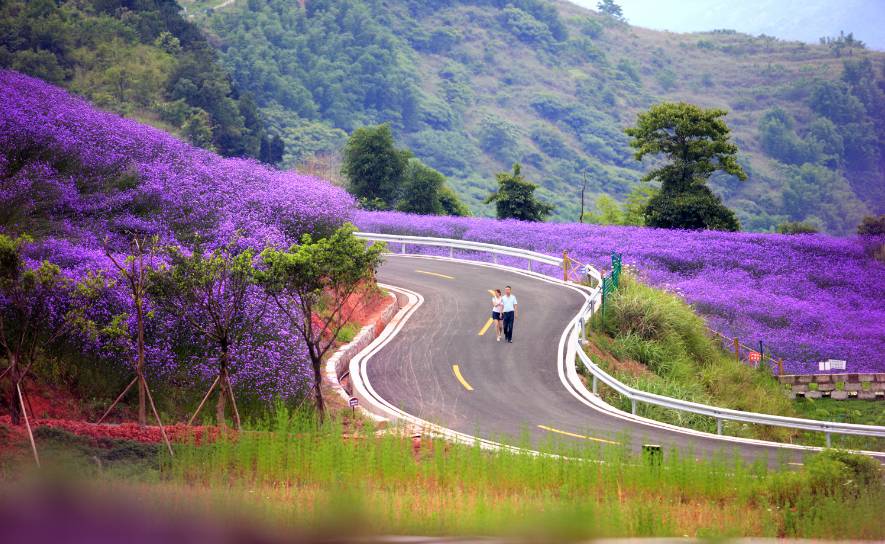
7, 0, 881, 234
184, 0, 884, 234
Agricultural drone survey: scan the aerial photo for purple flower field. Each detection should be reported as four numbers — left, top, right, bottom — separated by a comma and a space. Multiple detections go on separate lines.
1, 70, 355, 400
2, 66, 882, 398
355, 211, 885, 375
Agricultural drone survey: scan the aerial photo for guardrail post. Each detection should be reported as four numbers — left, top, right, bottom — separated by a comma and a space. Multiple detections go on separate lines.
492, 253, 497, 265
825, 432, 831, 448
401, 243, 406, 254
631, 398, 637, 415
579, 317, 586, 341
716, 418, 722, 435
733, 338, 740, 363
449, 246, 453, 258
592, 375, 597, 395
562, 250, 569, 281
527, 259, 532, 272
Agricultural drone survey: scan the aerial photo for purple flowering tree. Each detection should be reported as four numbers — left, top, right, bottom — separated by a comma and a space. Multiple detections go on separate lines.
150, 243, 263, 429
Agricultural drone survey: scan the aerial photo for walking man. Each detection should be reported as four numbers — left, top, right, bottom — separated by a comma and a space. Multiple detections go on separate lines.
501, 285, 518, 343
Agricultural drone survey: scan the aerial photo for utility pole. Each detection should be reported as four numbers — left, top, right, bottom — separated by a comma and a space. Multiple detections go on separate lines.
579, 171, 588, 223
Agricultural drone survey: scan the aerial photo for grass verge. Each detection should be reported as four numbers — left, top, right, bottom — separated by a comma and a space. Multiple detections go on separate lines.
582, 272, 884, 451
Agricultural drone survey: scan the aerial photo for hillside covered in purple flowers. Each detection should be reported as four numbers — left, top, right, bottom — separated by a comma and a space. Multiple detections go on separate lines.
1, 69, 354, 402
2, 68, 883, 412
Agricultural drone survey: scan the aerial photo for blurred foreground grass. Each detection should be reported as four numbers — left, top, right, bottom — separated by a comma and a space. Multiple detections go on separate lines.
6, 405, 878, 541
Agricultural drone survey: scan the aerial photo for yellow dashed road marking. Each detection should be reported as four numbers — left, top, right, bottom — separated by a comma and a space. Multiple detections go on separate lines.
452, 365, 474, 391
415, 269, 454, 279
478, 318, 494, 336
538, 424, 620, 445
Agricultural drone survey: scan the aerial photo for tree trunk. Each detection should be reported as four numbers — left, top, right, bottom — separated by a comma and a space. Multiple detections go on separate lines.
217, 342, 229, 428
7, 351, 21, 426
312, 355, 325, 423
136, 297, 147, 427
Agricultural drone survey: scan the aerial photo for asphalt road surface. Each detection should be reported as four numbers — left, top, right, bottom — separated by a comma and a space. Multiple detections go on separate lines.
364, 255, 851, 466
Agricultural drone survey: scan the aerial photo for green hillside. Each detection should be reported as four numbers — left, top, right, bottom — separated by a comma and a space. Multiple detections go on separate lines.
184, 0, 884, 234
0, 0, 281, 163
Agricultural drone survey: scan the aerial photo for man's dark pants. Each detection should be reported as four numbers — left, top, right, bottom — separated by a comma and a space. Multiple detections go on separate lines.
502, 311, 515, 342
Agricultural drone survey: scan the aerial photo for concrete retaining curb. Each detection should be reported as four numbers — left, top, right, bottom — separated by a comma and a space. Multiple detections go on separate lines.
325, 290, 402, 418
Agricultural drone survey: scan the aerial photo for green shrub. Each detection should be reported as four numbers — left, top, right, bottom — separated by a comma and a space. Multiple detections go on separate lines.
777, 221, 820, 234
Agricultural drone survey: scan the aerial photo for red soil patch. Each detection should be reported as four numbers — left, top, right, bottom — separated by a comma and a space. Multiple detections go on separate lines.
0, 415, 222, 445
0, 288, 395, 451
584, 338, 653, 378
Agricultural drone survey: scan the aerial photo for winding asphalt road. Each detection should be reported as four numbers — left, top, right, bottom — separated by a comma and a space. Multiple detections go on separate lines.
364, 255, 845, 466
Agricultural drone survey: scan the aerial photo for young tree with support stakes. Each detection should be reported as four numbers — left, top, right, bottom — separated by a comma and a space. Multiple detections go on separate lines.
0, 234, 69, 428
150, 242, 262, 429
98, 236, 172, 455
259, 224, 384, 421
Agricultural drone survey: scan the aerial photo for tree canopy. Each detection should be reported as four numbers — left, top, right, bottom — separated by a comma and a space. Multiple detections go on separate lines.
625, 102, 745, 231
259, 224, 384, 421
484, 163, 553, 222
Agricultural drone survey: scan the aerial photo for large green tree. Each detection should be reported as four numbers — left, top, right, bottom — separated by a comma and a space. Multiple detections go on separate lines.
485, 163, 553, 222
625, 102, 746, 231
342, 124, 409, 208
397, 159, 445, 215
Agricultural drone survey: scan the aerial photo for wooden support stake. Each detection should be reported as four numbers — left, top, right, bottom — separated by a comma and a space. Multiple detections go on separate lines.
96, 376, 139, 424
225, 376, 242, 431
562, 250, 569, 281
188, 374, 221, 426
18, 382, 40, 467
733, 338, 740, 364
143, 378, 173, 457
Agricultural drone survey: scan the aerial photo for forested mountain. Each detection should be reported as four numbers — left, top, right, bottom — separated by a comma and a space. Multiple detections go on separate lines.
182, 0, 884, 234
6, 0, 881, 233
0, 0, 282, 163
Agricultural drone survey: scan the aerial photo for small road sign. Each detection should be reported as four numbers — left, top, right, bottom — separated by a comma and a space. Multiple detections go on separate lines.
748, 351, 761, 363
819, 359, 847, 371
349, 397, 359, 408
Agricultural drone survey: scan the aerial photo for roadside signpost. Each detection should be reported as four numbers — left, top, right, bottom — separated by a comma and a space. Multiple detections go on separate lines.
349, 396, 359, 417
748, 351, 761, 366
819, 359, 847, 372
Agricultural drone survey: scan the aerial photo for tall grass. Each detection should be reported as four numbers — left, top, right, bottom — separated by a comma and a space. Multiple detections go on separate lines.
154, 406, 885, 539
587, 272, 814, 442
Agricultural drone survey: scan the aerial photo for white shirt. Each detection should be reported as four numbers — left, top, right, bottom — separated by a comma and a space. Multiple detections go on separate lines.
492, 296, 504, 312
501, 294, 517, 312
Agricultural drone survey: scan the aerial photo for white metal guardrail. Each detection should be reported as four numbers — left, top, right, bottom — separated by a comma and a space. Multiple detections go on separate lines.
357, 231, 885, 447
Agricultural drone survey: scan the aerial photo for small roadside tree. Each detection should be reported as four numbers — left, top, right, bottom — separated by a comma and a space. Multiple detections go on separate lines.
100, 236, 157, 428
625, 102, 746, 231
259, 224, 384, 421
150, 242, 262, 429
0, 234, 69, 425
485, 163, 553, 221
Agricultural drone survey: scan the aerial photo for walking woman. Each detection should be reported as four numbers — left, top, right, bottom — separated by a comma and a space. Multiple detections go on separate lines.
491, 288, 504, 342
